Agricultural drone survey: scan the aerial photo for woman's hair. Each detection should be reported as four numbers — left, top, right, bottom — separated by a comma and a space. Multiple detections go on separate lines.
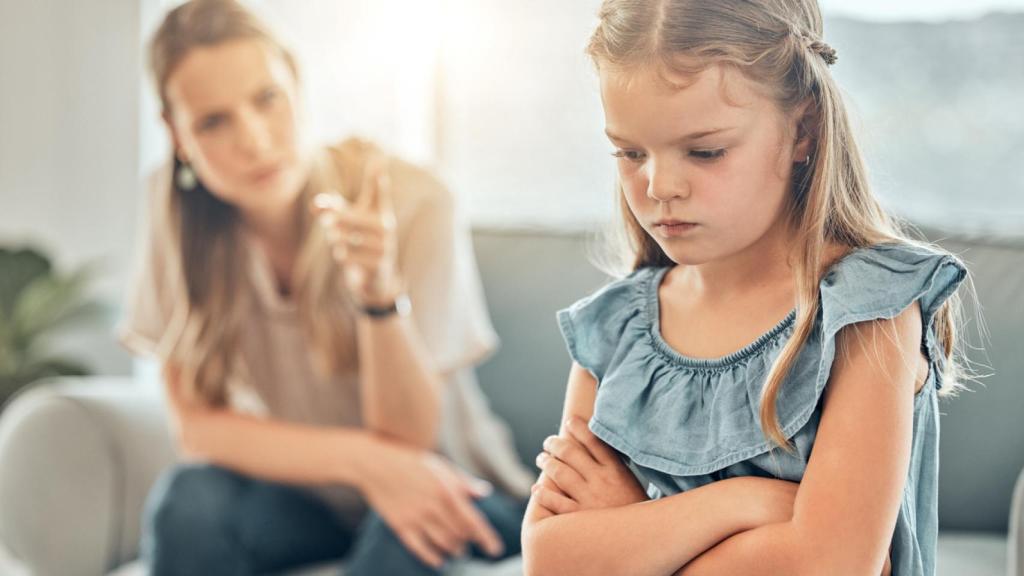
150, 0, 369, 406
588, 0, 968, 449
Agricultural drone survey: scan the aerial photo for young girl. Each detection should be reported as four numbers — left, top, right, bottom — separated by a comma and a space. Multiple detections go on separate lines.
523, 1, 967, 575
120, 1, 531, 574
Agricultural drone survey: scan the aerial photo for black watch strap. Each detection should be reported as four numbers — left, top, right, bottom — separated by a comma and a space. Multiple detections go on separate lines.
358, 294, 411, 319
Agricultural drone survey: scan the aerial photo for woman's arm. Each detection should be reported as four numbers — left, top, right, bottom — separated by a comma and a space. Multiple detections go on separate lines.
522, 363, 798, 576
354, 309, 442, 450
162, 363, 504, 568
313, 162, 444, 449
162, 363, 373, 486
676, 304, 923, 576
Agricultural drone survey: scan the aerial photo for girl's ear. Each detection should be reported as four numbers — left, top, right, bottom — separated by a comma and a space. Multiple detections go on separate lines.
792, 100, 819, 163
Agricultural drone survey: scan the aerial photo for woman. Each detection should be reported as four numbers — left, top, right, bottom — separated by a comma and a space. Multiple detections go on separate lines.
120, 1, 531, 574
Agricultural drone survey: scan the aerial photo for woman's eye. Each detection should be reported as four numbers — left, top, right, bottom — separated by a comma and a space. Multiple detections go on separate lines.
690, 148, 727, 161
612, 149, 646, 163
198, 114, 227, 132
256, 88, 280, 107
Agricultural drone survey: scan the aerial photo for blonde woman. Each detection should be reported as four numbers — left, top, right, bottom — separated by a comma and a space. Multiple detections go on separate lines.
523, 1, 968, 575
120, 1, 531, 574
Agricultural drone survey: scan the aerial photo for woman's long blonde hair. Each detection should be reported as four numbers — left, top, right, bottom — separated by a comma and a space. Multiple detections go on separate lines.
588, 0, 967, 449
149, 0, 372, 406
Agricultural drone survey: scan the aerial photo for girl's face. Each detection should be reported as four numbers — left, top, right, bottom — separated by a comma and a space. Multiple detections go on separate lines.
164, 39, 308, 217
600, 64, 809, 266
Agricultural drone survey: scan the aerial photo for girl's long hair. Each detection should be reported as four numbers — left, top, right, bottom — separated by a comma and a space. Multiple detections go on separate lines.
588, 0, 968, 449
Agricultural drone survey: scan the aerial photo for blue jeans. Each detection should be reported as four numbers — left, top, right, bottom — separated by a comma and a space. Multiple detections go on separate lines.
141, 464, 526, 576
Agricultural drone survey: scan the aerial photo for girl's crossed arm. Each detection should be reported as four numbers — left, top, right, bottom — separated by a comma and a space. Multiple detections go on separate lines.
521, 362, 800, 576
676, 306, 922, 576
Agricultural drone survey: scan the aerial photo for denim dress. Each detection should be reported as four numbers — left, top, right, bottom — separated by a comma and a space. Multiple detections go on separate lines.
557, 242, 967, 576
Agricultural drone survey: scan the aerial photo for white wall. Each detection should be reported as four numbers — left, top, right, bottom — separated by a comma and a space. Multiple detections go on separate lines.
258, 0, 441, 165
0, 0, 145, 376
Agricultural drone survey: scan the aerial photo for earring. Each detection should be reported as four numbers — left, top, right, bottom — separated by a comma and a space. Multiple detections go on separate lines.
803, 154, 811, 165
176, 161, 197, 191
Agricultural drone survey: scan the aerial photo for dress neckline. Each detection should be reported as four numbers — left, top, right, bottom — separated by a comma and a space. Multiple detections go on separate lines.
645, 266, 797, 369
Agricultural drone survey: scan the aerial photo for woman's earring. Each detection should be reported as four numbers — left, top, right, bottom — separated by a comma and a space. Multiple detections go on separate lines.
176, 161, 198, 191
803, 154, 812, 165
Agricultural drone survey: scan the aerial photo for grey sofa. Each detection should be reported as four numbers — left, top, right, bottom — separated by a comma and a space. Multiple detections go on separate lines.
1, 228, 1022, 575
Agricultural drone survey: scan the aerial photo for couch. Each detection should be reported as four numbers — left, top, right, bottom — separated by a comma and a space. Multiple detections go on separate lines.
1, 227, 1022, 575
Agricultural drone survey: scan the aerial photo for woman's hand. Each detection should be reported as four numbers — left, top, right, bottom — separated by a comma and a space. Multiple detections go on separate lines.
313, 156, 402, 307
356, 436, 505, 569
532, 416, 647, 515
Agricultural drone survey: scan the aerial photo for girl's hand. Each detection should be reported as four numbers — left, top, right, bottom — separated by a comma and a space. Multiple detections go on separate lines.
313, 156, 402, 307
532, 416, 647, 514
356, 436, 505, 569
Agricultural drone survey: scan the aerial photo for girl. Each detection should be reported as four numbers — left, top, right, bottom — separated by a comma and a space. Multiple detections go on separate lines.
120, 1, 531, 574
523, 1, 967, 575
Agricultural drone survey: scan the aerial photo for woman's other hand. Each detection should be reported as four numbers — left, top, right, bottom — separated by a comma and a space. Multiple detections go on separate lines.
356, 436, 505, 569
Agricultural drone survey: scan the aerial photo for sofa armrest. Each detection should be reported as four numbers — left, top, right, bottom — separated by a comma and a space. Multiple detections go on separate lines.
0, 378, 176, 576
1012, 465, 1024, 576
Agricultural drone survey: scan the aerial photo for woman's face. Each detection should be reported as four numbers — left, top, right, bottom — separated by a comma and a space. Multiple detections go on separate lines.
600, 63, 809, 266
164, 39, 308, 217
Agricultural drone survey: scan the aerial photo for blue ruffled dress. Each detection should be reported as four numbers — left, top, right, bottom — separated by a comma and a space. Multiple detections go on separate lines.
557, 242, 967, 576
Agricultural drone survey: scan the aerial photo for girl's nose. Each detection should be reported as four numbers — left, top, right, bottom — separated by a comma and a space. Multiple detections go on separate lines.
645, 159, 690, 202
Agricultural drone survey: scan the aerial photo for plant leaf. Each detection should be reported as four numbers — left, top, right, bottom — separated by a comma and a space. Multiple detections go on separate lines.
10, 265, 99, 344
0, 247, 52, 318
0, 356, 92, 402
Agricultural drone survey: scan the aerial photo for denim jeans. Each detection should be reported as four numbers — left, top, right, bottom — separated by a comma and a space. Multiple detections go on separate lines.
141, 463, 526, 576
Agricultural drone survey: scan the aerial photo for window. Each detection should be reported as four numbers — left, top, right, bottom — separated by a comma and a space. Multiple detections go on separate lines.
149, 0, 1024, 235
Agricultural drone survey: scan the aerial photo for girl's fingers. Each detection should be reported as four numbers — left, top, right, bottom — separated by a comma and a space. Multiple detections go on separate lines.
535, 452, 586, 496
531, 484, 580, 515
543, 434, 599, 474
565, 417, 618, 465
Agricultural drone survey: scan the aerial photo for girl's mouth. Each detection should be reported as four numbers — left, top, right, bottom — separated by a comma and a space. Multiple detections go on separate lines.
653, 220, 699, 237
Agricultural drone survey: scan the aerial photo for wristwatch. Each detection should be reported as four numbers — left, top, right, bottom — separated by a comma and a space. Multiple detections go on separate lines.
358, 293, 411, 319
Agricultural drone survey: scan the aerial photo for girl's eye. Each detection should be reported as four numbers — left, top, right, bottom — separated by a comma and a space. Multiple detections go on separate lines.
690, 148, 727, 161
612, 149, 646, 163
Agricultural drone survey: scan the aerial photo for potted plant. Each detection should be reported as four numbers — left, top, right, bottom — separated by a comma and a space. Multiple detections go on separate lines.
0, 246, 101, 408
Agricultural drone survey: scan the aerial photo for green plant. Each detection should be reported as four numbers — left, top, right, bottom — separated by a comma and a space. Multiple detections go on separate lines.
0, 246, 101, 405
